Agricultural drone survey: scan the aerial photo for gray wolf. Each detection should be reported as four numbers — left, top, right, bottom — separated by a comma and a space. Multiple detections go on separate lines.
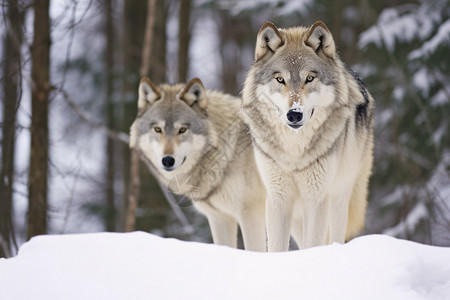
241, 21, 374, 251
130, 77, 266, 251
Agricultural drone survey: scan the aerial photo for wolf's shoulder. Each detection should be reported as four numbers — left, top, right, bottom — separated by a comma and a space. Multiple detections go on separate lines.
343, 64, 374, 127
205, 89, 241, 112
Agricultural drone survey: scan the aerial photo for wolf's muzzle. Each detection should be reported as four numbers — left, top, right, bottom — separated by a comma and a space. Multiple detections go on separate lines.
287, 109, 303, 129
162, 156, 175, 170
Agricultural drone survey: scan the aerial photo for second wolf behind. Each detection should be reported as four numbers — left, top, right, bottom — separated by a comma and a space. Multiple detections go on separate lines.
130, 77, 266, 251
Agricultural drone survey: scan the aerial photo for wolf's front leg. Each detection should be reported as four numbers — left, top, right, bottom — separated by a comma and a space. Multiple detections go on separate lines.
298, 157, 337, 249
254, 149, 292, 252
328, 190, 352, 244
266, 192, 293, 252
303, 195, 330, 248
206, 213, 238, 248
239, 201, 267, 252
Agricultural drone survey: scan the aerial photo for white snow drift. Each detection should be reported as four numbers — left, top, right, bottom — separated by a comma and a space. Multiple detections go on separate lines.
1, 232, 449, 299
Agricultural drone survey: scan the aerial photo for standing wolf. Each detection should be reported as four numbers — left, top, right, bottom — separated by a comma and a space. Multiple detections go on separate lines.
241, 21, 374, 251
130, 77, 266, 251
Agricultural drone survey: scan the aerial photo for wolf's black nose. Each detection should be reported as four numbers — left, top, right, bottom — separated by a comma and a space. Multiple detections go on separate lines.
162, 156, 175, 168
287, 110, 303, 123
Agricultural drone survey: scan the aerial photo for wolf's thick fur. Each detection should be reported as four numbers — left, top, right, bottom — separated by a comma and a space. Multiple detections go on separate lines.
130, 77, 266, 251
241, 21, 374, 251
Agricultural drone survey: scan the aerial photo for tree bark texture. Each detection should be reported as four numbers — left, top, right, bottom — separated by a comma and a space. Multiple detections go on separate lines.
104, 0, 116, 232
125, 0, 156, 232
148, 0, 168, 83
177, 0, 192, 83
1, 0, 23, 257
218, 14, 252, 95
27, 0, 51, 240
121, 0, 147, 231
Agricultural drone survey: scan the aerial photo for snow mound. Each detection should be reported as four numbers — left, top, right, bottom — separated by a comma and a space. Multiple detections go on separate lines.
1, 232, 449, 299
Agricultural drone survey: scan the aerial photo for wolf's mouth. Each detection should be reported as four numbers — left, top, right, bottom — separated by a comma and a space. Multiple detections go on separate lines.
288, 124, 302, 129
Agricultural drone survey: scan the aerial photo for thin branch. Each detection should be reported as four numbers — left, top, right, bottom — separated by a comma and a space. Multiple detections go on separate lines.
430, 69, 450, 103
55, 0, 78, 97
59, 164, 82, 234
160, 184, 195, 235
59, 88, 130, 145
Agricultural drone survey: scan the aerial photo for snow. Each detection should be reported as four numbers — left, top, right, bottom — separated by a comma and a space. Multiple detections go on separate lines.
432, 121, 447, 146
431, 90, 449, 107
358, 2, 443, 52
427, 152, 450, 245
392, 87, 405, 102
277, 0, 311, 16
409, 19, 450, 59
412, 67, 431, 96
358, 8, 417, 51
383, 202, 428, 237
219, 0, 311, 16
189, 11, 222, 90
291, 100, 303, 112
1, 232, 450, 300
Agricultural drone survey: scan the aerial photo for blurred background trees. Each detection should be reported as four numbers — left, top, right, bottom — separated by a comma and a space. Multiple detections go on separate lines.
1, 0, 449, 257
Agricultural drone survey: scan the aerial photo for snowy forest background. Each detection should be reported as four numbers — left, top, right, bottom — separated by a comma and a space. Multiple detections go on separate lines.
1, 0, 449, 257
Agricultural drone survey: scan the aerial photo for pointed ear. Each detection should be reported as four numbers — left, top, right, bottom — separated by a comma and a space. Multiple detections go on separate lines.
179, 78, 207, 109
304, 21, 336, 60
255, 21, 284, 61
138, 77, 160, 110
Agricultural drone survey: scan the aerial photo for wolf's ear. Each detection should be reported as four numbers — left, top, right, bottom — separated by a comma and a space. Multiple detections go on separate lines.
255, 21, 284, 61
179, 78, 207, 109
138, 77, 161, 110
305, 21, 336, 60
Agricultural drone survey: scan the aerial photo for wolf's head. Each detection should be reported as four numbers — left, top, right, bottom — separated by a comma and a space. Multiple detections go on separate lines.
248, 21, 340, 130
130, 77, 209, 173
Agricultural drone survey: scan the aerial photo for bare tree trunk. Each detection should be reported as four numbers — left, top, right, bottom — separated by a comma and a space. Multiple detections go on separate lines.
0, 0, 23, 257
121, 1, 140, 231
125, 0, 156, 232
125, 152, 140, 232
177, 0, 192, 83
140, 0, 156, 77
218, 14, 251, 95
121, 0, 148, 231
104, 0, 116, 232
27, 0, 51, 240
148, 0, 168, 83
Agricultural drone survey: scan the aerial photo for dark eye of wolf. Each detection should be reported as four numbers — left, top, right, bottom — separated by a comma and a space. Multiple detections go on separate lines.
179, 127, 187, 134
306, 75, 315, 83
276, 76, 285, 84
154, 127, 162, 133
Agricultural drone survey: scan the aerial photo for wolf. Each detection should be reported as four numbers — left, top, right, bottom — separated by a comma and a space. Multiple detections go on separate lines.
241, 21, 374, 252
130, 77, 266, 251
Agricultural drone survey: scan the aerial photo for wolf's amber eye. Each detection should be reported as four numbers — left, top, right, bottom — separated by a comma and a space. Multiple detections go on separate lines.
276, 76, 285, 84
306, 75, 315, 83
179, 127, 187, 134
154, 127, 162, 133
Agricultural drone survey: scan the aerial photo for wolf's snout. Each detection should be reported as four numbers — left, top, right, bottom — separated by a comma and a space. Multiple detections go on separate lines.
162, 156, 175, 169
287, 109, 303, 123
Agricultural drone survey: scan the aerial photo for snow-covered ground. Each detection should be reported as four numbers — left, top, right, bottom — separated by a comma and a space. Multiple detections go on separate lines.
1, 232, 449, 300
